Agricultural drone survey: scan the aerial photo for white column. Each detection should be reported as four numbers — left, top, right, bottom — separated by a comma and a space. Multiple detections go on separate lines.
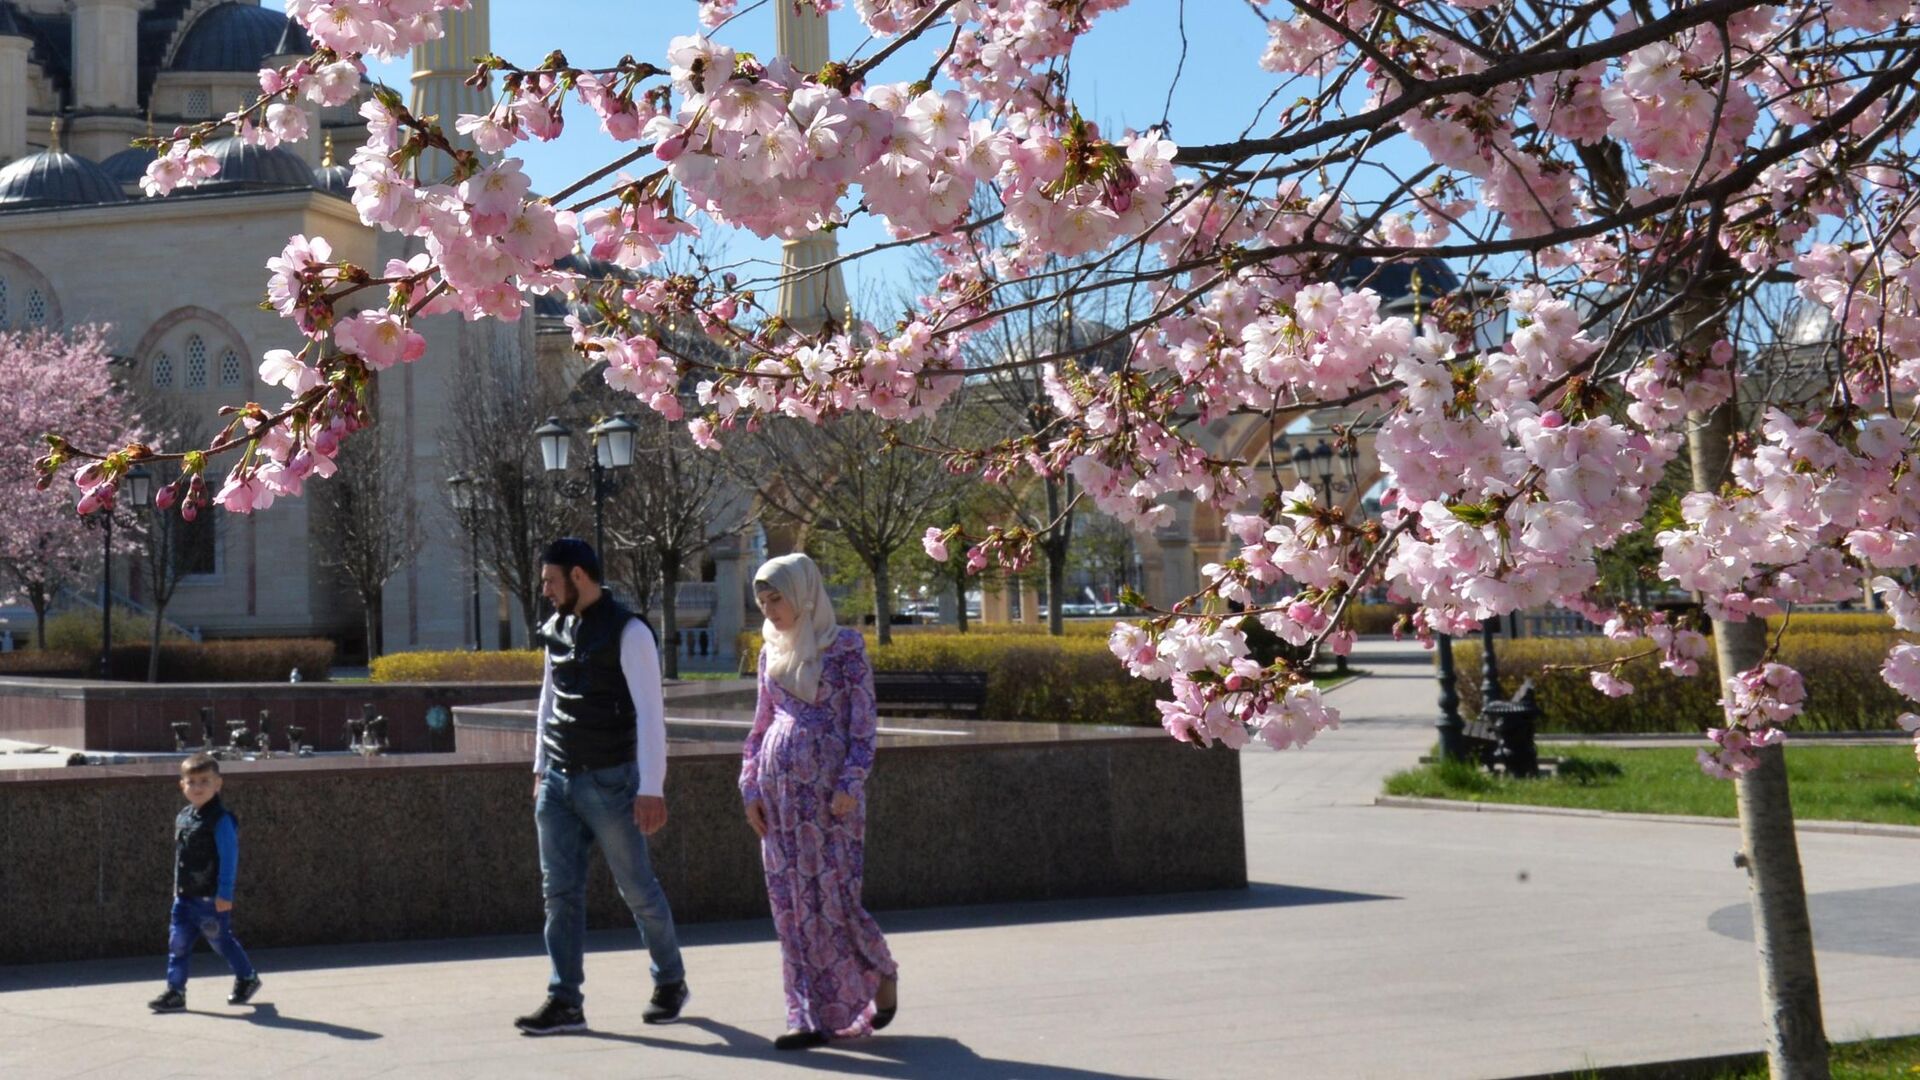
774, 3, 846, 334
73, 0, 141, 111
0, 32, 29, 163
410, 0, 493, 182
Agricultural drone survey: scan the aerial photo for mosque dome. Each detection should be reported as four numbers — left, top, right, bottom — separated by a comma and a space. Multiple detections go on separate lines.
193, 136, 314, 191
313, 160, 351, 198
312, 134, 352, 198
0, 143, 128, 210
168, 3, 312, 72
100, 145, 158, 186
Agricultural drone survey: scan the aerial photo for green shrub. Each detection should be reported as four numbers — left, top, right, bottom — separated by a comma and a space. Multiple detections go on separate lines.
41, 608, 193, 652
1763, 612, 1896, 636
0, 639, 335, 682
371, 650, 545, 683
738, 629, 1162, 726
1348, 603, 1412, 636
0, 649, 89, 676
144, 639, 336, 682
1455, 630, 1911, 734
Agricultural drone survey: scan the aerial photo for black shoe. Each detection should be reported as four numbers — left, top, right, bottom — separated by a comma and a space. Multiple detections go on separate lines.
774, 1030, 829, 1051
514, 997, 586, 1036
148, 988, 185, 1013
228, 975, 262, 1006
872, 977, 898, 1030
642, 980, 689, 1024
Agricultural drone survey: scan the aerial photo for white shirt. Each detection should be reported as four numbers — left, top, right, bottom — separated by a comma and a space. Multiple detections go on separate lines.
532, 616, 669, 798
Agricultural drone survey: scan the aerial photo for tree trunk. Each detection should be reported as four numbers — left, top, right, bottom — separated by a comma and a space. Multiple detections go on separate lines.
872, 557, 893, 647
364, 587, 383, 662
954, 569, 969, 634
146, 600, 166, 683
521, 584, 542, 650
1047, 541, 1067, 636
1690, 387, 1830, 1080
660, 557, 681, 680
32, 594, 47, 650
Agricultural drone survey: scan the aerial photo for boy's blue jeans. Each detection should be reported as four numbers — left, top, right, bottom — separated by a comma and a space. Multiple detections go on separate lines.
166, 896, 255, 991
536, 761, 685, 1007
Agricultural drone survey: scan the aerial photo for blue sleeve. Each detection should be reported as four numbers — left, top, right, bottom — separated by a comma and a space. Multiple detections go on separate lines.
214, 815, 240, 902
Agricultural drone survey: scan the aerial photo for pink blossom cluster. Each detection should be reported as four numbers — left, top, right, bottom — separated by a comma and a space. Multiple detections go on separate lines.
1108, 618, 1342, 751
283, 0, 471, 61
1657, 410, 1914, 617
1701, 663, 1804, 777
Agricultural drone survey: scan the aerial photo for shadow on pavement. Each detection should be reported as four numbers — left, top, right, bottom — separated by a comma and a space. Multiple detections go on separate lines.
1708, 883, 1920, 959
575, 1016, 1167, 1080
166, 1001, 382, 1040
0, 882, 1393, 992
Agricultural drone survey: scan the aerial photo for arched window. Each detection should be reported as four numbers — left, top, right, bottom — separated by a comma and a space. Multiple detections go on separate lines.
184, 335, 207, 389
218, 348, 243, 387
0, 277, 9, 328
184, 88, 210, 118
151, 352, 174, 389
25, 288, 45, 327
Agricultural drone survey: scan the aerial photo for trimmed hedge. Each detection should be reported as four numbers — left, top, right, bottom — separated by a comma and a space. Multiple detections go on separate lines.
0, 639, 335, 683
1456, 631, 1911, 734
1764, 612, 1897, 636
738, 629, 1162, 726
1349, 603, 1413, 636
371, 650, 545, 683
41, 608, 193, 652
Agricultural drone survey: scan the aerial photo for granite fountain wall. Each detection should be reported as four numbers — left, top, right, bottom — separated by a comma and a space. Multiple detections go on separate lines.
0, 715, 1244, 965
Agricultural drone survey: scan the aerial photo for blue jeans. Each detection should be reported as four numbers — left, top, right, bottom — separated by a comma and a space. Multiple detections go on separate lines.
166, 896, 255, 991
536, 762, 684, 1006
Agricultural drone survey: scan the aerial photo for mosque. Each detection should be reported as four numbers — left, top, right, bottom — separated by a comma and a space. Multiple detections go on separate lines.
0, 0, 572, 658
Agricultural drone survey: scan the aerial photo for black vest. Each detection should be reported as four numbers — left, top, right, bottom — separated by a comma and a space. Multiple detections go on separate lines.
539, 595, 647, 773
174, 795, 232, 898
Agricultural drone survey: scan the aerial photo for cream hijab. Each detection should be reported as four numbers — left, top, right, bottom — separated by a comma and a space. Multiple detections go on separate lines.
754, 553, 841, 703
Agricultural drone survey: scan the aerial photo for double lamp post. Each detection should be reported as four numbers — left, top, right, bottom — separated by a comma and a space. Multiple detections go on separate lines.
89, 464, 157, 680
442, 415, 640, 653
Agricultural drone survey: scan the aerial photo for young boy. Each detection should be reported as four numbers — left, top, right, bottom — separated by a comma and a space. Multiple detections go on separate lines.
149, 753, 261, 1012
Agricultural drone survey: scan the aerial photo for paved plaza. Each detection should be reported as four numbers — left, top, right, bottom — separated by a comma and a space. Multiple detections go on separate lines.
3, 642, 1917, 1079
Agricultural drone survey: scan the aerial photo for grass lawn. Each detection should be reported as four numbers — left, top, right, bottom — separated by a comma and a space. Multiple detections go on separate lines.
1383, 744, 1920, 827
1722, 1035, 1920, 1079
1313, 669, 1364, 690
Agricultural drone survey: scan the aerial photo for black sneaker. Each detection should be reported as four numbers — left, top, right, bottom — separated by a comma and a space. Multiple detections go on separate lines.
148, 988, 185, 1013
229, 975, 262, 1006
642, 981, 689, 1024
515, 997, 586, 1036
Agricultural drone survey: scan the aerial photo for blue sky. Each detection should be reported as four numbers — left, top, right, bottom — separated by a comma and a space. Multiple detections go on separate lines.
268, 2, 1413, 303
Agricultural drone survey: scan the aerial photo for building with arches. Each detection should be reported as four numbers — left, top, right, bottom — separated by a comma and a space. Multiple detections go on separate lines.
0, 0, 527, 652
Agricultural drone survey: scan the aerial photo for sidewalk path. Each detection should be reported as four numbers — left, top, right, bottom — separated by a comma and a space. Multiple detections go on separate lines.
3, 641, 1917, 1079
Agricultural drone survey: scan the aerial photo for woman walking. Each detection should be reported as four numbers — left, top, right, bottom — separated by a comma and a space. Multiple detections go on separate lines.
741, 553, 899, 1050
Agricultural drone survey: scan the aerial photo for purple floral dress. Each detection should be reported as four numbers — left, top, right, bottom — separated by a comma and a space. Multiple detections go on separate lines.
741, 627, 899, 1036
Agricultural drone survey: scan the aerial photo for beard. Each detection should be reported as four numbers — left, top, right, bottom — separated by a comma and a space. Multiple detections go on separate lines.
553, 580, 581, 616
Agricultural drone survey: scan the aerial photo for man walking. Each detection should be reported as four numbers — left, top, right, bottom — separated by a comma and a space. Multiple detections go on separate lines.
516, 537, 689, 1035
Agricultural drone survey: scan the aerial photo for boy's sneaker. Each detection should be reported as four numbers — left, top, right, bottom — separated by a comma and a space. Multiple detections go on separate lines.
229, 975, 262, 1006
642, 981, 689, 1024
148, 988, 186, 1013
514, 997, 586, 1036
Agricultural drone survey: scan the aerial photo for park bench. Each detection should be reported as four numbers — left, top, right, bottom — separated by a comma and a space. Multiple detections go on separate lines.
871, 670, 990, 719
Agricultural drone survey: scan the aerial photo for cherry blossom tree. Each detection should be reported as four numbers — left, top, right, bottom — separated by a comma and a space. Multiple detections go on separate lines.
2, 326, 138, 649
46, 3, 1920, 1073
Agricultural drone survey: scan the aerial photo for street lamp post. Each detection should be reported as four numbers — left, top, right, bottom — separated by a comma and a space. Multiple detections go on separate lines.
446, 473, 482, 651
89, 466, 155, 681
535, 414, 637, 557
